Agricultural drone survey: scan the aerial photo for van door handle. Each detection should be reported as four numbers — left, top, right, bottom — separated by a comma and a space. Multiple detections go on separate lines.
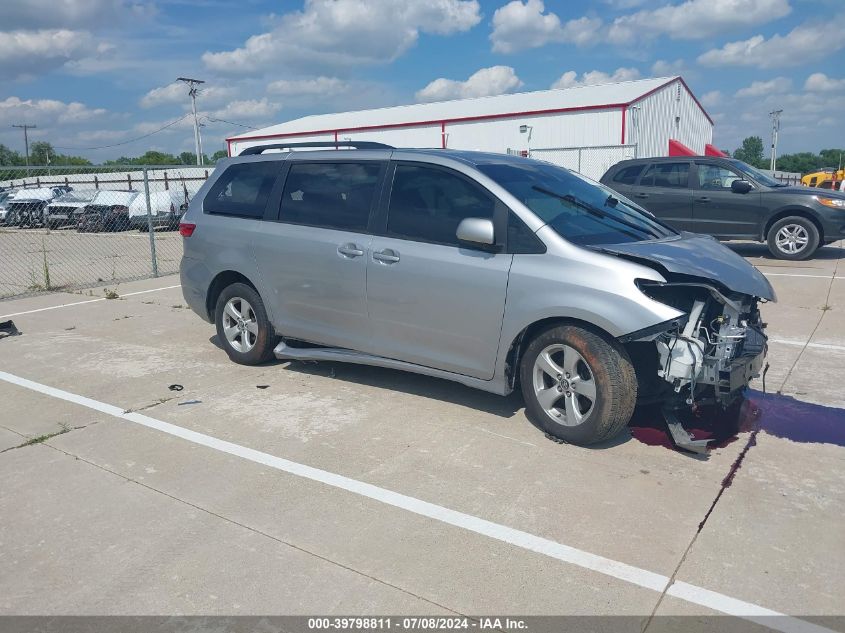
373, 249, 400, 264
634, 193, 649, 198
337, 243, 364, 258
696, 196, 711, 203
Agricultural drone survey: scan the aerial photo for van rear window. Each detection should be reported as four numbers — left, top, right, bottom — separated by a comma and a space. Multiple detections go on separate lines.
204, 162, 280, 218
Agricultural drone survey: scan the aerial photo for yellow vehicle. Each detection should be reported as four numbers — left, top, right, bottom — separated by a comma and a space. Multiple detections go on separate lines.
802, 168, 844, 189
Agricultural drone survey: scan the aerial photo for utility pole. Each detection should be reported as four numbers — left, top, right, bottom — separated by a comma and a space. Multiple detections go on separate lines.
177, 77, 205, 166
12, 124, 36, 174
769, 109, 782, 172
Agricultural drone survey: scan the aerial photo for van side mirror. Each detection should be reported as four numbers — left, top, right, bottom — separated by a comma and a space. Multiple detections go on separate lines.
456, 217, 495, 246
731, 179, 753, 194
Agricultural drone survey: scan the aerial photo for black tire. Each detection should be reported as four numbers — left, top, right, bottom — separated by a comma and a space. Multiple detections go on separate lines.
767, 216, 819, 260
214, 282, 276, 365
520, 324, 637, 445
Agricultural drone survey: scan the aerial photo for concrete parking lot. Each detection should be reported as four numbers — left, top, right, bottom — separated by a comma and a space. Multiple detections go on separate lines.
0, 241, 842, 631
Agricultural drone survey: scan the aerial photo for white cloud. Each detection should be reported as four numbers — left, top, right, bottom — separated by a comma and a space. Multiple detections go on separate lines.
268, 77, 351, 96
203, 0, 481, 75
140, 83, 185, 109
210, 99, 282, 121
416, 66, 523, 102
2, 0, 153, 30
700, 90, 722, 107
551, 67, 640, 90
490, 0, 601, 53
698, 22, 842, 68
735, 77, 792, 98
650, 59, 686, 76
140, 83, 237, 109
608, 0, 790, 44
0, 96, 108, 126
804, 73, 845, 93
0, 29, 100, 79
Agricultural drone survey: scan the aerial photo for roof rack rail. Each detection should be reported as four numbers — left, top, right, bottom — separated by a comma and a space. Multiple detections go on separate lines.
239, 141, 394, 155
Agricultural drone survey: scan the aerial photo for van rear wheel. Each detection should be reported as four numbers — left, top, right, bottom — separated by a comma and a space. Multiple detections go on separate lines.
520, 324, 637, 445
214, 283, 276, 365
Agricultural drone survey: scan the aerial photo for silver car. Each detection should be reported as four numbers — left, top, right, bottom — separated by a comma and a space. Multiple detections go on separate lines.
180, 143, 775, 452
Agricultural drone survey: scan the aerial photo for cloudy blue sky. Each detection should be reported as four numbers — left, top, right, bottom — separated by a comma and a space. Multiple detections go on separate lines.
0, 0, 841, 162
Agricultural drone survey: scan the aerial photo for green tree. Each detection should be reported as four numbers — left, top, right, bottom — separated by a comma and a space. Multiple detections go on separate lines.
211, 149, 228, 162
30, 141, 54, 164
179, 151, 196, 165
0, 143, 24, 166
733, 136, 766, 168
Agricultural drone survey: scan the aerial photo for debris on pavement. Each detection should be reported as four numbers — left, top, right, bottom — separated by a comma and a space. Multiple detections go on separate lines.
0, 320, 21, 339
177, 399, 202, 406
168, 384, 184, 391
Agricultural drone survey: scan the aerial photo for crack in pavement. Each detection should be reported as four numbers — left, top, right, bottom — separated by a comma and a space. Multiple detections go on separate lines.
644, 249, 844, 632
777, 253, 842, 395
0, 422, 89, 453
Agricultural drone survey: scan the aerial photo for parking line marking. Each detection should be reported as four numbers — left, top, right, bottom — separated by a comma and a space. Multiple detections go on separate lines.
769, 339, 845, 352
0, 284, 181, 319
0, 370, 834, 633
762, 272, 841, 279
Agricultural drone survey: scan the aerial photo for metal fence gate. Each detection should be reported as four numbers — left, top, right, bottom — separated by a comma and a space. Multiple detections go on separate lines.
0, 165, 212, 300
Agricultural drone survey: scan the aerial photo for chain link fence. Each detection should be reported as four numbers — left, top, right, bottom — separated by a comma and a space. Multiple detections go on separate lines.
522, 144, 638, 181
0, 165, 212, 300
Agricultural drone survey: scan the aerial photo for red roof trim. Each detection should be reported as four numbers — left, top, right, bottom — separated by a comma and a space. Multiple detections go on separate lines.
620, 105, 627, 144
629, 77, 714, 126
227, 102, 629, 144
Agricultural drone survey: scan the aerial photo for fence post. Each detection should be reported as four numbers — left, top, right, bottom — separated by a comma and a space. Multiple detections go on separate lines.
577, 149, 582, 174
143, 168, 159, 278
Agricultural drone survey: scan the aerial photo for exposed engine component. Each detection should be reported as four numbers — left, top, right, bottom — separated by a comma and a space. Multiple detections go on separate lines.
632, 280, 769, 453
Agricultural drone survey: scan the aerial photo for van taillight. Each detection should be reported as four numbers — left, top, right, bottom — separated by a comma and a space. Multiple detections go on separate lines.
179, 222, 196, 237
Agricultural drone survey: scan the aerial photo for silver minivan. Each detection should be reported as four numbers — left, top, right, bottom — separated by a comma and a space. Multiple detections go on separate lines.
180, 143, 775, 452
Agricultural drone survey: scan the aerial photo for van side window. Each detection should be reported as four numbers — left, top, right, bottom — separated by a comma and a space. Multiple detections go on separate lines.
387, 164, 494, 247
204, 162, 280, 218
279, 162, 382, 231
639, 163, 689, 188
612, 164, 645, 185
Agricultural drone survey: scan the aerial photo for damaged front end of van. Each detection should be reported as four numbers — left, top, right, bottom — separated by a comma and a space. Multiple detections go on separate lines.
602, 233, 775, 453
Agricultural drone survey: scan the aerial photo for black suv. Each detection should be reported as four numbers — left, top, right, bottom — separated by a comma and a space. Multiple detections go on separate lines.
600, 157, 845, 260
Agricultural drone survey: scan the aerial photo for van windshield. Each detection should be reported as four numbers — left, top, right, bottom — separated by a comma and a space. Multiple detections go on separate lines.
478, 161, 677, 245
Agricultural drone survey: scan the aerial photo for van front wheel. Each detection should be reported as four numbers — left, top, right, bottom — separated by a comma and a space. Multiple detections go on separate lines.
520, 324, 637, 445
214, 283, 276, 365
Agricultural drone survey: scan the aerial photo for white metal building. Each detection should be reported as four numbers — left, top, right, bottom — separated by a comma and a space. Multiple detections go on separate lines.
228, 76, 714, 180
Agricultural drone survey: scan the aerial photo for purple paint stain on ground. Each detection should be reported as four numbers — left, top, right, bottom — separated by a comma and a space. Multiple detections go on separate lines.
628, 390, 845, 452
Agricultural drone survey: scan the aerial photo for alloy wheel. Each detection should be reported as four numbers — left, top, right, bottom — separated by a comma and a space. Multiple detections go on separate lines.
532, 343, 597, 426
775, 224, 809, 255
222, 297, 259, 353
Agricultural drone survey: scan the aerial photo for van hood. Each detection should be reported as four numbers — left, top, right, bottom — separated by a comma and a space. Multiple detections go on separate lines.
593, 233, 776, 301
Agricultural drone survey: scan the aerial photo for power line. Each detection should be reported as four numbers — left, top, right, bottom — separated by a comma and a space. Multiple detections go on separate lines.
53, 113, 191, 151
202, 116, 257, 130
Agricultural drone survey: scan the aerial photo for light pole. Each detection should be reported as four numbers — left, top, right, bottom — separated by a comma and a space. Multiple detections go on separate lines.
177, 77, 205, 166
519, 124, 533, 156
769, 109, 782, 171
12, 123, 36, 174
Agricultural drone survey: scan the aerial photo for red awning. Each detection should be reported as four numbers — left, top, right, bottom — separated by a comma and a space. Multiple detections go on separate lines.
705, 143, 728, 157
668, 139, 697, 156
